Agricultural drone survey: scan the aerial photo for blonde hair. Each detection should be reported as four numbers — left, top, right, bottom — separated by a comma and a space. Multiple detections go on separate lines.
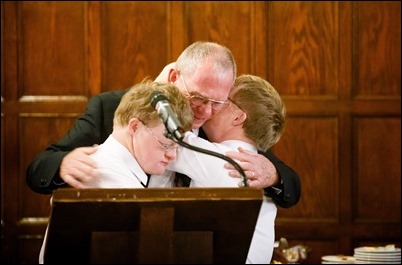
232, 74, 286, 151
114, 79, 193, 131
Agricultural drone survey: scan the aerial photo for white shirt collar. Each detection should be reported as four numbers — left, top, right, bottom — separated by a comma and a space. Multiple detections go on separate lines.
102, 136, 149, 185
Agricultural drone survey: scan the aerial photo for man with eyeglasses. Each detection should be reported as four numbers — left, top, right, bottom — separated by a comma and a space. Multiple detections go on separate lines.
149, 42, 300, 208
26, 41, 300, 209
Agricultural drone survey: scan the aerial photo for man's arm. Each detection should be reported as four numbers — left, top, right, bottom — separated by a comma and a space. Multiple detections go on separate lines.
225, 148, 301, 208
25, 90, 125, 194
261, 149, 301, 208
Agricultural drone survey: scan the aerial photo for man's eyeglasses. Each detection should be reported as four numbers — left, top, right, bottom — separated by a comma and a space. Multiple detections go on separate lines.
142, 122, 178, 152
180, 75, 230, 111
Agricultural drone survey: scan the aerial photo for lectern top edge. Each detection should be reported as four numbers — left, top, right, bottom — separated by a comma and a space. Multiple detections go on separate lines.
52, 187, 264, 202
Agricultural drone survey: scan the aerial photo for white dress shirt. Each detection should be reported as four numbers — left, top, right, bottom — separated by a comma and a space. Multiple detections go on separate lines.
167, 131, 277, 264
39, 135, 147, 263
86, 135, 148, 188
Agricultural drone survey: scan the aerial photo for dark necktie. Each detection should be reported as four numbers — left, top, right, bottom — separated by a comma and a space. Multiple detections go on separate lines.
174, 172, 192, 187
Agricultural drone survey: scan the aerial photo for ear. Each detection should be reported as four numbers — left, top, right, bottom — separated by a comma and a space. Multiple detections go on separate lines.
167, 67, 179, 84
128, 118, 141, 134
233, 112, 247, 126
155, 62, 176, 83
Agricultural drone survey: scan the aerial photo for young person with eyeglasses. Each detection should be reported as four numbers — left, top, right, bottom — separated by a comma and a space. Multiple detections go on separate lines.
26, 41, 300, 209
167, 74, 288, 263
81, 80, 193, 188
38, 80, 193, 263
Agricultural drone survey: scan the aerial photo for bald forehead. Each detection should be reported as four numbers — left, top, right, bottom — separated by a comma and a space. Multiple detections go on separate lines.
187, 71, 233, 100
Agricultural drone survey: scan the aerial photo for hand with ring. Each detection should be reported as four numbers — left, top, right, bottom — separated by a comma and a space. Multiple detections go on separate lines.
225, 147, 280, 189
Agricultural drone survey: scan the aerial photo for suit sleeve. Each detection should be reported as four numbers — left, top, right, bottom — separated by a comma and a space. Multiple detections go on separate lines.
261, 149, 301, 208
25, 91, 123, 194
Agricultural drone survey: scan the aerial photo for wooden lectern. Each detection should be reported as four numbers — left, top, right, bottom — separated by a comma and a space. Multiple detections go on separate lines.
44, 188, 263, 264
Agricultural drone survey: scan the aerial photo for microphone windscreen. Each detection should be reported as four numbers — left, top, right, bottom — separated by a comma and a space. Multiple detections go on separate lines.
150, 91, 168, 108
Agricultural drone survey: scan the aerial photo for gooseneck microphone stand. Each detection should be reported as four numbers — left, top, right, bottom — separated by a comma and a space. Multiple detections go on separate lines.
166, 131, 249, 187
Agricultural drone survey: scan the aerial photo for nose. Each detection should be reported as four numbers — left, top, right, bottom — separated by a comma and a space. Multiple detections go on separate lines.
164, 149, 177, 160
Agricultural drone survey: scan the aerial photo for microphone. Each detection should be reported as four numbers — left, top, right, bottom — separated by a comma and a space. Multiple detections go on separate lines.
150, 91, 184, 140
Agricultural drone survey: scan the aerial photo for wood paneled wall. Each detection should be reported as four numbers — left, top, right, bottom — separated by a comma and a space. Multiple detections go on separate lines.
1, 1, 400, 263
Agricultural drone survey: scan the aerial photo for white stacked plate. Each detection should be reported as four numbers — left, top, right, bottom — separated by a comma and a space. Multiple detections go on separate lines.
354, 246, 401, 264
321, 255, 356, 264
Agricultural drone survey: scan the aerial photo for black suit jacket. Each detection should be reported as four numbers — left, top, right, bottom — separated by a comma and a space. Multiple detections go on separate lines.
26, 89, 301, 208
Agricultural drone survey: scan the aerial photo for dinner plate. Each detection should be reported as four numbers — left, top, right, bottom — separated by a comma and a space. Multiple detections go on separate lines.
354, 259, 401, 264
354, 246, 401, 254
353, 246, 401, 264
321, 255, 356, 263
354, 253, 400, 261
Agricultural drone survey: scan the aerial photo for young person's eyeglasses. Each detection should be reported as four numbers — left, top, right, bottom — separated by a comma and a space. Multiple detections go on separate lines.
180, 75, 230, 112
228, 98, 245, 112
141, 122, 178, 152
